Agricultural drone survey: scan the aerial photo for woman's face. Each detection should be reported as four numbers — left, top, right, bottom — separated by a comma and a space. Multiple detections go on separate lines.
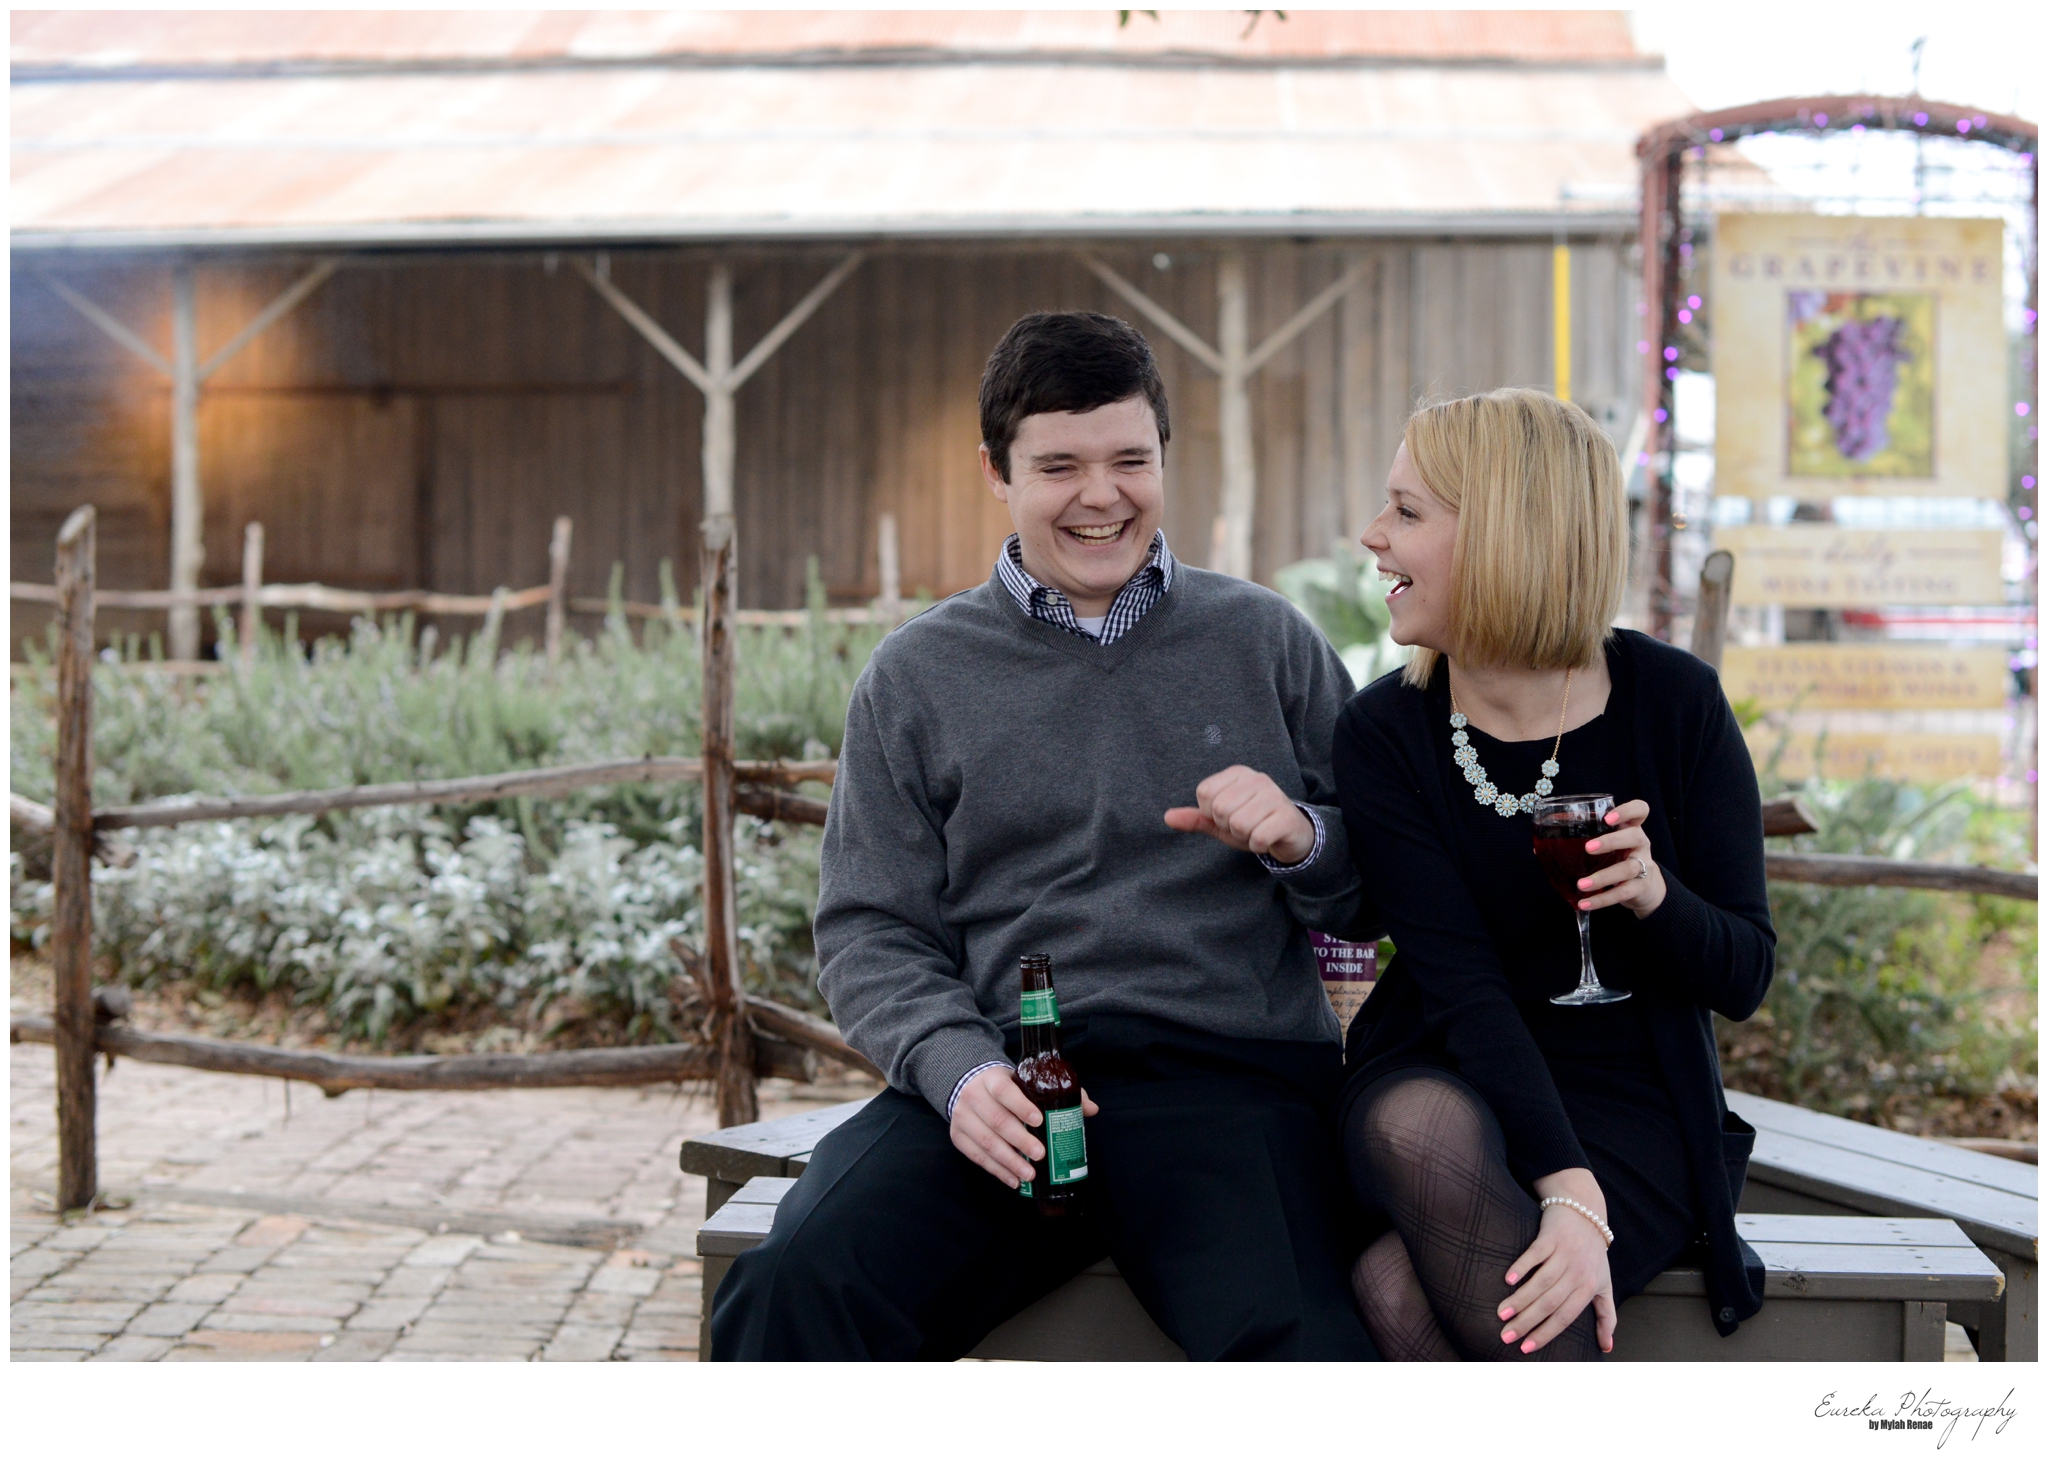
1361, 442, 1458, 654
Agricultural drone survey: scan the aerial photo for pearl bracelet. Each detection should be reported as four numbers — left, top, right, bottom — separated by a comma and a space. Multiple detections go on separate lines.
1540, 1195, 1615, 1247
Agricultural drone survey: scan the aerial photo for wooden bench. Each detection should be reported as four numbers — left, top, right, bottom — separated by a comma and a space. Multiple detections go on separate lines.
683, 1100, 2007, 1362
1731, 1088, 2038, 1362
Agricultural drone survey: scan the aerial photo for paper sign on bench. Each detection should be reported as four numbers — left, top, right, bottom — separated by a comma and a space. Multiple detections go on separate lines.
1310, 931, 1376, 1034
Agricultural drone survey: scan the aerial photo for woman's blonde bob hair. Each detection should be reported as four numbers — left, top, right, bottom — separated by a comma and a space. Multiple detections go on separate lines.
1400, 388, 1629, 688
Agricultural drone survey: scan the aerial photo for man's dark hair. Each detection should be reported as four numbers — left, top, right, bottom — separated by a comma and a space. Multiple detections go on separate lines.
978, 311, 1171, 481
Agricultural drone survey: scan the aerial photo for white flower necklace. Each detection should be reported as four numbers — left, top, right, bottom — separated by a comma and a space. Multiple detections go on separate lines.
1449, 668, 1573, 817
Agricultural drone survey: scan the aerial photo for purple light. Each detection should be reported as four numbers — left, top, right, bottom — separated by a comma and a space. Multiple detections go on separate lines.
1709, 128, 1724, 142
2020, 403, 2034, 417
1687, 295, 1702, 310
1637, 339, 1650, 353
1678, 309, 1694, 324
1957, 119, 1971, 133
1913, 112, 1929, 126
1679, 243, 1695, 257
1666, 367, 1681, 381
1814, 113, 1829, 127
1975, 115, 1988, 127
1664, 346, 1680, 362
2021, 506, 2035, 521
2025, 475, 2038, 490
1637, 453, 1651, 466
1655, 408, 1670, 423
1850, 123, 1866, 136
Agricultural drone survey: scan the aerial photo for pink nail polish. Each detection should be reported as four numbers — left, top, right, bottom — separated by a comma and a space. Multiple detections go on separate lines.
1501, 1330, 1515, 1344
1505, 1273, 1519, 1286
1522, 1340, 1536, 1354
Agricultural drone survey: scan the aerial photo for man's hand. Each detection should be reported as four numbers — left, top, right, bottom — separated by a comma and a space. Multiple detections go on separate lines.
1164, 765, 1314, 867
949, 1067, 1099, 1188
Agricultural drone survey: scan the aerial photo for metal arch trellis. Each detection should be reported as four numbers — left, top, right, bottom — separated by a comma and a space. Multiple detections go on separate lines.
1634, 94, 2040, 643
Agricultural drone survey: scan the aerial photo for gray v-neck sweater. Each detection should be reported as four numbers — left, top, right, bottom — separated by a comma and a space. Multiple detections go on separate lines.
815, 564, 1371, 1117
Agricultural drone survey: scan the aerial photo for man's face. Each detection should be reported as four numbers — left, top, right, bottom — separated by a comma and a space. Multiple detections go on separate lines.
980, 396, 1165, 619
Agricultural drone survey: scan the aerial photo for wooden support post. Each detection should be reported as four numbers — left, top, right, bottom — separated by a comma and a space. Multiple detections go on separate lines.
1553, 242, 1573, 403
1691, 549, 1735, 672
877, 512, 902, 623
698, 260, 755, 1128
545, 516, 573, 665
239, 522, 264, 672
52, 506, 98, 1213
169, 265, 204, 661
1081, 250, 1364, 583
1215, 253, 1255, 582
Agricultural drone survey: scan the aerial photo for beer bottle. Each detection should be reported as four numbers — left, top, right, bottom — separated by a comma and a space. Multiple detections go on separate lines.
1015, 953, 1088, 1217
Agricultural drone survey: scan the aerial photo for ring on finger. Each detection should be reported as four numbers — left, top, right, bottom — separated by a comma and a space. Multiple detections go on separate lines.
1633, 857, 1648, 880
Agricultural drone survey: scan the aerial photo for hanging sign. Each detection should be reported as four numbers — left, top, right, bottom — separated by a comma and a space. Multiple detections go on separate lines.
1745, 728, 2004, 782
1721, 645, 2009, 710
1713, 214, 2006, 498
1715, 524, 2006, 606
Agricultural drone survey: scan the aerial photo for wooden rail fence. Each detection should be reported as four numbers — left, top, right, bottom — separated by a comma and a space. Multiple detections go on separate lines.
10, 512, 910, 675
12, 504, 858, 1214
8, 512, 2036, 1215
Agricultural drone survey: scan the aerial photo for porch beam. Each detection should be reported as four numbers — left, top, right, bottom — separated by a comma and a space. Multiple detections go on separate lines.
573, 255, 718, 397
199, 258, 341, 381
727, 251, 865, 392
40, 275, 171, 375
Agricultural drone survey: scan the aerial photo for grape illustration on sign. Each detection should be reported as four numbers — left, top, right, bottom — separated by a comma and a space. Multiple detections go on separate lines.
1786, 290, 1935, 477
1713, 215, 2003, 500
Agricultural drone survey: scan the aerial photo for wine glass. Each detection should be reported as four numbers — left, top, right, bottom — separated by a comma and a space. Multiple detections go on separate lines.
1531, 793, 1632, 1006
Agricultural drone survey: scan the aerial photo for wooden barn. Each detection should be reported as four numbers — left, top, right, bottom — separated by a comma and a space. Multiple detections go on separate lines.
10, 10, 1691, 656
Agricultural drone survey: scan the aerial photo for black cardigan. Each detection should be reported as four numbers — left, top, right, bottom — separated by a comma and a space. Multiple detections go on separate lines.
1332, 630, 1775, 1334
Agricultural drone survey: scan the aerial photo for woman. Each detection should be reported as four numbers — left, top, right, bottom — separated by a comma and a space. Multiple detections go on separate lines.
1332, 389, 1774, 1360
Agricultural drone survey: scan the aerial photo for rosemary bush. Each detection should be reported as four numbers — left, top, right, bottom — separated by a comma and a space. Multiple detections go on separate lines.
1720, 774, 2038, 1126
11, 566, 882, 1039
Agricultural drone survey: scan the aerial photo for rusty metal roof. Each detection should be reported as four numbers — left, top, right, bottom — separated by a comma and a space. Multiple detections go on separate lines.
11, 10, 1689, 250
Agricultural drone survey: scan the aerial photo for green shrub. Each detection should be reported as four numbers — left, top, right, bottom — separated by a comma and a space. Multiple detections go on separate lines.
10, 567, 885, 1038
1720, 774, 2038, 1125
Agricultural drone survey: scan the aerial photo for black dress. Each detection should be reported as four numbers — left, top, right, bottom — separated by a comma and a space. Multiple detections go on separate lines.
1333, 631, 1777, 1331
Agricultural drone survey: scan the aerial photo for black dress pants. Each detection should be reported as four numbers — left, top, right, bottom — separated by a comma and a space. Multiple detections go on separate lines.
709, 1016, 1376, 1361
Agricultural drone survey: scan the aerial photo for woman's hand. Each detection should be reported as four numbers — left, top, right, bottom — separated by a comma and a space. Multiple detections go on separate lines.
1500, 1168, 1617, 1354
1576, 798, 1666, 918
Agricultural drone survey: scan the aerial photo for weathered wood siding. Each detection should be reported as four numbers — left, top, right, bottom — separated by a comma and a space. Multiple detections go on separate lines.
10, 240, 1637, 650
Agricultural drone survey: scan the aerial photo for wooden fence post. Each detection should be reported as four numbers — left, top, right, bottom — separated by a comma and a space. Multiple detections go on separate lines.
52, 506, 98, 1212
700, 512, 757, 1127
239, 521, 264, 672
1691, 549, 1735, 672
545, 516, 573, 665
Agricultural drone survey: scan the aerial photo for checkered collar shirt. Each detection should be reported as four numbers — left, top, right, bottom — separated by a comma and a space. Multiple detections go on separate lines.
995, 530, 1175, 644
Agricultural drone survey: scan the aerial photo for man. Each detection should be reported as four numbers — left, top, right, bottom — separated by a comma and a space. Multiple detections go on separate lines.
711, 311, 1377, 1360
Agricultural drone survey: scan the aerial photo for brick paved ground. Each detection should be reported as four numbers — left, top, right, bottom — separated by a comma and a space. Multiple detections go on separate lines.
11, 1040, 879, 1361
13, 1041, 1983, 1362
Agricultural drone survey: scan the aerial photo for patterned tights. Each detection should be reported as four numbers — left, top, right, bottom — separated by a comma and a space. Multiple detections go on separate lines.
1343, 1069, 1599, 1361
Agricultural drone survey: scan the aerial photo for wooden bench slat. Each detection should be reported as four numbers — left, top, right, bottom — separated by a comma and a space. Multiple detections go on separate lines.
1734, 1090, 2039, 1200
1734, 1213, 1989, 1247
1747, 1130, 2038, 1259
678, 1098, 871, 1183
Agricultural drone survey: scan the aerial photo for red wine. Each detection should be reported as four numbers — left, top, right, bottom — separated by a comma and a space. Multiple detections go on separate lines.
1532, 821, 1629, 909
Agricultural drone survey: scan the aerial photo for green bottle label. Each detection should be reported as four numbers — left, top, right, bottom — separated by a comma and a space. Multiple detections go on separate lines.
1019, 989, 1059, 1026
1045, 1105, 1088, 1185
